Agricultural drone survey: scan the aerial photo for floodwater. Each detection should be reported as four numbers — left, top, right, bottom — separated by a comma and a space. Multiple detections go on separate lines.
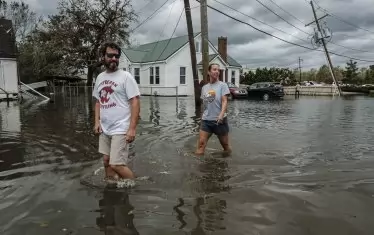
1, 88, 374, 235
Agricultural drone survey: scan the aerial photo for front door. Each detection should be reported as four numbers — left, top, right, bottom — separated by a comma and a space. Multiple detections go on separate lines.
219, 69, 224, 81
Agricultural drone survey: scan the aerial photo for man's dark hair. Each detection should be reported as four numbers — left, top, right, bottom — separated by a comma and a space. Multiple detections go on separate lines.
100, 42, 122, 57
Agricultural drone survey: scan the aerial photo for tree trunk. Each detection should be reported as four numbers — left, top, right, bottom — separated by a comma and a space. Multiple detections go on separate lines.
86, 66, 94, 86
86, 61, 103, 86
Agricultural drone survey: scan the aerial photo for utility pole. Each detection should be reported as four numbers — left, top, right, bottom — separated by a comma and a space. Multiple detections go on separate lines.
298, 57, 303, 83
183, 0, 201, 107
306, 1, 342, 96
200, 0, 209, 82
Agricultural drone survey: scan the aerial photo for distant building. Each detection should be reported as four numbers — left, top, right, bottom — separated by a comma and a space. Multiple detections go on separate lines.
120, 33, 242, 96
0, 17, 18, 100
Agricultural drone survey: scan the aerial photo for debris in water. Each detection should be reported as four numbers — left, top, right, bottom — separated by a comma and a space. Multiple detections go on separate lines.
94, 167, 104, 175
39, 222, 48, 227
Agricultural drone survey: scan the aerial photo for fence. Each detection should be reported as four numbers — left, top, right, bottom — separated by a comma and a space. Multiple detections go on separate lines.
283, 86, 339, 96
138, 86, 179, 97
50, 84, 181, 97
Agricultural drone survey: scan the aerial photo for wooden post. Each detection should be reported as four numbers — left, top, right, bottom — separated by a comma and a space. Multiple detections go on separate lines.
200, 0, 209, 83
308, 1, 342, 96
183, 0, 201, 107
298, 57, 303, 83
6, 93, 9, 106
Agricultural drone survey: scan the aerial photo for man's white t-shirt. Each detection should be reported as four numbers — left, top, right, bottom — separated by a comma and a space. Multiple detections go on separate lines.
92, 69, 140, 135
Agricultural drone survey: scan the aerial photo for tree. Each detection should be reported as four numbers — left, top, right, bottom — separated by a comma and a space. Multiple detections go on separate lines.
0, 0, 44, 83
240, 67, 295, 85
39, 0, 137, 85
316, 65, 331, 83
18, 29, 67, 83
343, 59, 359, 84
333, 66, 344, 82
364, 65, 374, 84
0, 0, 40, 42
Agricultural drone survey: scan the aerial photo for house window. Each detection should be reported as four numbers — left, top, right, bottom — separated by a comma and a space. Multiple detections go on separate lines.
149, 66, 160, 84
195, 41, 200, 53
134, 68, 140, 84
155, 66, 160, 84
180, 67, 186, 84
150, 67, 154, 84
231, 70, 236, 84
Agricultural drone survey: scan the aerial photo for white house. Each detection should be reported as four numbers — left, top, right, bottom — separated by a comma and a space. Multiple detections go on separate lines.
120, 33, 242, 96
0, 18, 18, 101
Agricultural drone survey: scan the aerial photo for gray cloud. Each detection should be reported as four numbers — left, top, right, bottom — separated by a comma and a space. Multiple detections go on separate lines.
24, 0, 374, 69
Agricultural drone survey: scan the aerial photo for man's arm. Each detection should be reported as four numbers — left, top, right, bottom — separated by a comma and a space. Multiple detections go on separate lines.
124, 72, 141, 143
95, 100, 100, 125
92, 78, 101, 133
128, 96, 140, 131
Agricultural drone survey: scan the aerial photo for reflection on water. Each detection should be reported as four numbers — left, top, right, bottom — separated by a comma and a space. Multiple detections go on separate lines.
96, 188, 139, 234
0, 102, 21, 133
1, 89, 374, 235
149, 96, 161, 126
0, 103, 23, 174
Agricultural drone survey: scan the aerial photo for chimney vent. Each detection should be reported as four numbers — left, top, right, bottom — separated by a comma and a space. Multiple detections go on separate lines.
218, 36, 227, 63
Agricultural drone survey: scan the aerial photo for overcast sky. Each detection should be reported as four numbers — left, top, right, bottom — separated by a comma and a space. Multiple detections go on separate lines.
24, 0, 374, 70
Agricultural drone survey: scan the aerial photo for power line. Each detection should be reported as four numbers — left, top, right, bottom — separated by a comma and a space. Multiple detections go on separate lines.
265, 0, 372, 53
212, 0, 310, 45
294, 0, 373, 53
266, 0, 305, 25
198, 0, 374, 63
130, 0, 170, 32
136, 0, 157, 14
212, 0, 373, 58
141, 0, 177, 71
148, 0, 178, 58
266, 0, 373, 54
156, 6, 185, 61
312, 0, 374, 34
329, 41, 373, 54
254, 0, 311, 35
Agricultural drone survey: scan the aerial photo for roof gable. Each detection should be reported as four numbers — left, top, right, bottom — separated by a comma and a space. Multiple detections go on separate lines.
198, 53, 227, 66
123, 33, 200, 63
123, 33, 241, 67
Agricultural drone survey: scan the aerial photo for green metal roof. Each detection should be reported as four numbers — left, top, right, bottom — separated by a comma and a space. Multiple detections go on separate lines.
197, 54, 242, 68
123, 33, 199, 63
123, 33, 242, 67
227, 55, 242, 68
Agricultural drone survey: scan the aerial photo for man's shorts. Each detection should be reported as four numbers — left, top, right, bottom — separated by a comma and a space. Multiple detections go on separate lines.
99, 134, 130, 166
200, 117, 229, 136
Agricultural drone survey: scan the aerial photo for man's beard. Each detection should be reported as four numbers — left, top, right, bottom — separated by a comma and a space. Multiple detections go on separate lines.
104, 60, 119, 71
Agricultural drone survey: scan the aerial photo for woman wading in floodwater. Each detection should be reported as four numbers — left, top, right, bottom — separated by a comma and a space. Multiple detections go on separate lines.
196, 63, 232, 155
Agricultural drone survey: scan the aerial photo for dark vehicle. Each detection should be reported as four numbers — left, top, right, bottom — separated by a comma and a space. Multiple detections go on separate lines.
226, 82, 248, 99
246, 82, 284, 100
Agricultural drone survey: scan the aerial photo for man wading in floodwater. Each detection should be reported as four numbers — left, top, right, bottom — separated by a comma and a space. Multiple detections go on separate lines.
196, 63, 232, 155
93, 42, 140, 180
